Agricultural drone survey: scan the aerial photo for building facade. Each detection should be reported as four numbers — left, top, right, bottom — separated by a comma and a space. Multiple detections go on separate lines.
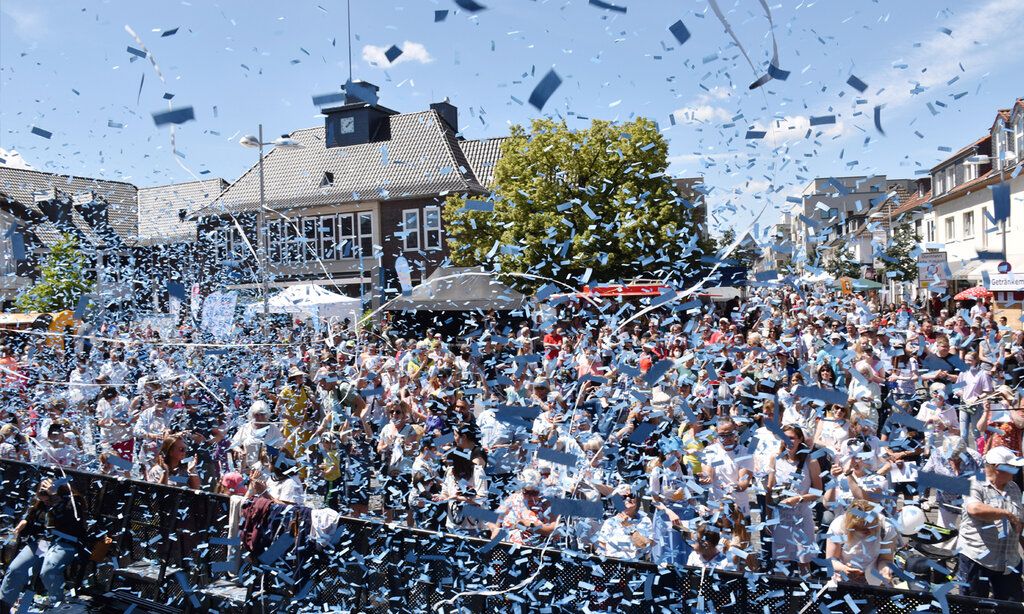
189, 85, 504, 309
923, 99, 1024, 291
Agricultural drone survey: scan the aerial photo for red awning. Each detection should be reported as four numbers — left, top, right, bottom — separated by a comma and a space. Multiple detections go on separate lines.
579, 284, 670, 297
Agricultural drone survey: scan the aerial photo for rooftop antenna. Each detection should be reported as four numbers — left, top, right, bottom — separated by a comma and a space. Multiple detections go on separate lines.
347, 0, 353, 83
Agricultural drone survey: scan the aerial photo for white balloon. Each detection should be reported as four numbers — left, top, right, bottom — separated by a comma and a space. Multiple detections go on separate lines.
898, 505, 926, 535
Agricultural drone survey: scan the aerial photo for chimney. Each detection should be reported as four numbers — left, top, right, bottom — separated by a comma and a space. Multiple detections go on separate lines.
344, 80, 379, 105
430, 99, 458, 134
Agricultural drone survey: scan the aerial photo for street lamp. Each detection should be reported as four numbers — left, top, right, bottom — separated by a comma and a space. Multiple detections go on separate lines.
239, 125, 302, 317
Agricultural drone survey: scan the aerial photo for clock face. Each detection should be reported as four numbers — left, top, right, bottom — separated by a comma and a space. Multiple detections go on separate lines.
338, 116, 355, 134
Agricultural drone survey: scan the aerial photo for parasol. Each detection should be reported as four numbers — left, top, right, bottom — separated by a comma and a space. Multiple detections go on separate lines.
953, 286, 993, 301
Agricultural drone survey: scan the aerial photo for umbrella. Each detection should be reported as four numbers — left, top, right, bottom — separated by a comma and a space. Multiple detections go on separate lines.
851, 278, 883, 290
831, 277, 882, 290
954, 286, 993, 301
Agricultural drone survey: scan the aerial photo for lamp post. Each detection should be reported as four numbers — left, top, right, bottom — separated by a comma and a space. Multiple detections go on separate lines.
239, 126, 301, 316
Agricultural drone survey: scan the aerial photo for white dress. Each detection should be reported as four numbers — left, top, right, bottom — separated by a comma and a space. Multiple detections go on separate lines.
771, 454, 817, 564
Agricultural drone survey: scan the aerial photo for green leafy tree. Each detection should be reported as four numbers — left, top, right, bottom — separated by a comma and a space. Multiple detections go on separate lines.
443, 117, 708, 287
15, 233, 93, 312
716, 228, 761, 271
823, 244, 860, 279
879, 222, 920, 283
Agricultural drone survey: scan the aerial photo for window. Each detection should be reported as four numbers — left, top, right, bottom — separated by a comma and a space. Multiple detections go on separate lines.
926, 220, 935, 243
963, 211, 974, 239
423, 206, 442, 250
993, 127, 1004, 170
338, 213, 356, 258
1016, 114, 1024, 158
982, 209, 989, 249
267, 218, 283, 263
403, 209, 420, 251
358, 212, 374, 258
319, 215, 336, 260
0, 219, 15, 275
945, 217, 955, 242
284, 219, 301, 263
320, 172, 334, 187
954, 163, 965, 186
301, 219, 317, 263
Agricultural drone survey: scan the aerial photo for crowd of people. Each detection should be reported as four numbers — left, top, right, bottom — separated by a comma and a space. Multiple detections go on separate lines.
1, 287, 1023, 609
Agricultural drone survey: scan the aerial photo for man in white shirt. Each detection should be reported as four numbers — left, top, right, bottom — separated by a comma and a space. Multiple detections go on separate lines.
956, 352, 994, 440
230, 400, 285, 471
99, 348, 129, 385
595, 488, 654, 560
700, 418, 753, 514
67, 356, 97, 409
96, 387, 134, 462
916, 383, 959, 449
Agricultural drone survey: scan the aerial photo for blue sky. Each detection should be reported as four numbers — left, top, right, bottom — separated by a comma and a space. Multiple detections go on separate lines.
2, 0, 1021, 237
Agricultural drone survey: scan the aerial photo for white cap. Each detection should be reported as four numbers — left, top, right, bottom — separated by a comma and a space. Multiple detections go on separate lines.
983, 446, 1024, 468
929, 382, 947, 395
520, 468, 543, 491
249, 400, 270, 420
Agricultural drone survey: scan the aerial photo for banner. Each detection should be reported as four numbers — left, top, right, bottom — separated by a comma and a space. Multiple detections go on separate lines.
395, 256, 412, 296
190, 283, 202, 322
201, 291, 237, 338
917, 251, 949, 290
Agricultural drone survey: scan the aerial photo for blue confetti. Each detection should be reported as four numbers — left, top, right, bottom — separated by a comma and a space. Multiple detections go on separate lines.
126, 46, 147, 58
161, 27, 179, 37
745, 130, 766, 139
30, 126, 52, 139
152, 106, 195, 126
384, 45, 403, 63
809, 115, 836, 126
668, 20, 690, 45
589, 0, 627, 12
528, 69, 562, 111
453, 0, 487, 12
312, 92, 346, 106
435, 10, 449, 22
992, 182, 1010, 223
874, 105, 885, 135
846, 74, 868, 93
767, 63, 790, 81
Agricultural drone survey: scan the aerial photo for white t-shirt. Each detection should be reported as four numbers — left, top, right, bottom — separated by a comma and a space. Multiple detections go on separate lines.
267, 476, 305, 506
826, 515, 898, 585
916, 402, 958, 431
702, 443, 752, 512
97, 396, 132, 444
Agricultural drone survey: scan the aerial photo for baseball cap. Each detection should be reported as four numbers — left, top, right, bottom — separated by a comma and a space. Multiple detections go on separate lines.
983, 447, 1024, 468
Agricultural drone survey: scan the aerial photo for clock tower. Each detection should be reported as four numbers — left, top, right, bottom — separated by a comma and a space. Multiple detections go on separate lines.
323, 80, 397, 148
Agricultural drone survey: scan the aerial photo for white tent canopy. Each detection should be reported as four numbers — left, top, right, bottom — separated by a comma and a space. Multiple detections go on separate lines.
246, 284, 362, 330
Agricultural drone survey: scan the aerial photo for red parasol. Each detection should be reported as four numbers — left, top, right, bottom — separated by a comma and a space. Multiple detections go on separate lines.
954, 286, 994, 301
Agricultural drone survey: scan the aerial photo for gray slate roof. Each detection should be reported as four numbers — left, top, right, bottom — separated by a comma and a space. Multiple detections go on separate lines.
192, 110, 502, 219
137, 178, 228, 245
0, 166, 138, 247
460, 137, 506, 189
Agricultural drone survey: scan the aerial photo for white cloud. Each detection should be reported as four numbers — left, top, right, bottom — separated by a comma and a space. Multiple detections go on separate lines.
671, 86, 736, 124
865, 0, 1024, 121
362, 41, 433, 67
0, 2, 46, 40
750, 114, 848, 142
0, 148, 33, 170
668, 151, 747, 165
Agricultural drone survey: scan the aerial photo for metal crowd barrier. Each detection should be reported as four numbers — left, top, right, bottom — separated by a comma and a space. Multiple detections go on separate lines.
0, 460, 1019, 613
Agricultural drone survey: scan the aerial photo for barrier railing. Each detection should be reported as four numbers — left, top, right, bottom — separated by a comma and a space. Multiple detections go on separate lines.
0, 460, 1019, 614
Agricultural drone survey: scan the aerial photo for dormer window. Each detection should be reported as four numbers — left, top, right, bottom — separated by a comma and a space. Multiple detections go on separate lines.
320, 171, 335, 187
